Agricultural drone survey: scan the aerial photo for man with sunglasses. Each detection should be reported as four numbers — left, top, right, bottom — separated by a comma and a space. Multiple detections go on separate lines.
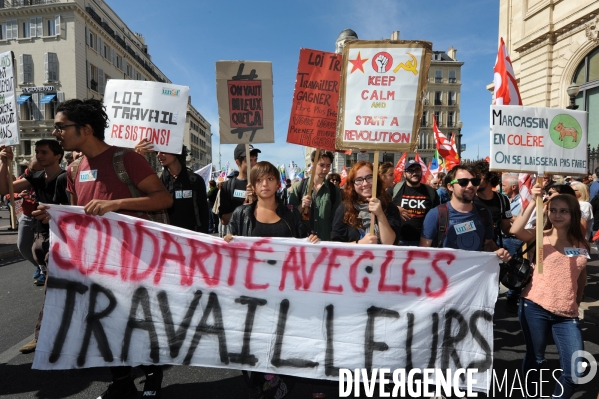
420, 165, 511, 263
392, 160, 439, 246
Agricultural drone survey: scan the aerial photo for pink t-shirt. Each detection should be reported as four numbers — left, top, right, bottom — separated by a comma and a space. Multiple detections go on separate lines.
522, 234, 587, 317
67, 146, 155, 218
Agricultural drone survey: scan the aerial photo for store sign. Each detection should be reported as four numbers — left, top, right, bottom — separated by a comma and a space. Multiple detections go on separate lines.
21, 86, 55, 93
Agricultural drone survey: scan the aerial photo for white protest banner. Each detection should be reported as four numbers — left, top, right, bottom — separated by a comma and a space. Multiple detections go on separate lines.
336, 41, 431, 151
103, 80, 189, 154
490, 105, 588, 174
34, 206, 498, 393
216, 61, 274, 145
0, 51, 19, 146
194, 163, 212, 190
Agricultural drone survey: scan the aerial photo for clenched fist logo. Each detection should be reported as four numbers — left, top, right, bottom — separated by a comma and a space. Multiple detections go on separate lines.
371, 51, 393, 73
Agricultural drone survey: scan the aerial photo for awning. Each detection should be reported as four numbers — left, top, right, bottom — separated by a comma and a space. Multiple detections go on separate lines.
39, 94, 56, 104
16, 94, 31, 104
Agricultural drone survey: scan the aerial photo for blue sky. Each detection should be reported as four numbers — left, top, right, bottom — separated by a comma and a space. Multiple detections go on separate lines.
106, 0, 499, 169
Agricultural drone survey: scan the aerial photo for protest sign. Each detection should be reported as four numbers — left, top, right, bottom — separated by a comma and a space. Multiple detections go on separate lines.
286, 49, 342, 152
34, 206, 498, 393
216, 61, 274, 144
490, 105, 588, 174
103, 80, 189, 154
0, 51, 18, 146
336, 41, 431, 151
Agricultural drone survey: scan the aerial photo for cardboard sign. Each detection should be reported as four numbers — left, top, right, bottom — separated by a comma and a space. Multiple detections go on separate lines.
34, 206, 498, 393
216, 61, 274, 144
103, 80, 189, 154
286, 49, 342, 151
0, 51, 18, 146
490, 105, 588, 174
336, 41, 431, 151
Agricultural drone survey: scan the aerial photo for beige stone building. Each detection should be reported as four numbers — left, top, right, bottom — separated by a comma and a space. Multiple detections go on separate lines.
306, 44, 463, 171
0, 0, 211, 173
494, 0, 599, 148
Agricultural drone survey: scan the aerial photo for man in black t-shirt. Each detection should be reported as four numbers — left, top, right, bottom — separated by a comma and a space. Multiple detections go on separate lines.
472, 161, 511, 245
392, 160, 440, 246
218, 144, 260, 226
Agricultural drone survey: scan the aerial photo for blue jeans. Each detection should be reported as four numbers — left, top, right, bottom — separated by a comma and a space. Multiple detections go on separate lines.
519, 299, 584, 398
503, 237, 523, 300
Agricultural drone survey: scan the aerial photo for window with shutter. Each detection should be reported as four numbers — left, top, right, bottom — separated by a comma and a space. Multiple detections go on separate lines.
98, 68, 105, 95
20, 54, 32, 84
54, 15, 60, 36
7, 20, 16, 40
22, 21, 31, 38
97, 36, 102, 54
45, 52, 58, 82
38, 93, 45, 120
87, 61, 91, 88
36, 17, 42, 37
85, 26, 89, 45
31, 93, 40, 120
57, 92, 65, 103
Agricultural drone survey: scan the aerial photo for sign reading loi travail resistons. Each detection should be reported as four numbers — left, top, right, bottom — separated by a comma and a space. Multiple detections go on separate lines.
490, 105, 588, 174
336, 41, 431, 151
286, 48, 342, 152
0, 51, 18, 146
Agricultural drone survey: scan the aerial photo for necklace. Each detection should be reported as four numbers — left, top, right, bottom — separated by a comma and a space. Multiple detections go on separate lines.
45, 169, 62, 183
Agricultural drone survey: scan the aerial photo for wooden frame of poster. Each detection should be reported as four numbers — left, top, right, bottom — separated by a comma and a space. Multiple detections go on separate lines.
336, 40, 432, 152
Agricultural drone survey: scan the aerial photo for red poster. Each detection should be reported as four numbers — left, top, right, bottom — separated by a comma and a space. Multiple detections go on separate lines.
286, 48, 342, 151
227, 80, 263, 129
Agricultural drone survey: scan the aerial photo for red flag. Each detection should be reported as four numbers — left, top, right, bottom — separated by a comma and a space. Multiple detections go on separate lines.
414, 153, 428, 184
485, 156, 490, 163
340, 165, 348, 187
434, 116, 459, 170
519, 173, 534, 210
393, 153, 407, 184
493, 37, 522, 106
422, 160, 433, 184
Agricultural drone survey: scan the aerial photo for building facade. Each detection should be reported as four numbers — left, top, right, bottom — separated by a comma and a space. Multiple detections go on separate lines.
494, 0, 599, 148
307, 45, 463, 172
1, 0, 211, 173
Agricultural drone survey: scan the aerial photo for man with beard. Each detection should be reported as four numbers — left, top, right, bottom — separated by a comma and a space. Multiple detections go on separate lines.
289, 150, 341, 241
419, 164, 511, 262
392, 160, 439, 246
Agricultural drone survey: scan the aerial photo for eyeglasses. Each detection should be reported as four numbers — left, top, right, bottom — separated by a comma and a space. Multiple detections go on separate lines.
405, 168, 421, 174
353, 175, 373, 186
450, 177, 481, 187
53, 123, 78, 133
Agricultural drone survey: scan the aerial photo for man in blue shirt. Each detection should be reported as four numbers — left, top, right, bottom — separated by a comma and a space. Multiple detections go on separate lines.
590, 166, 599, 199
420, 164, 511, 264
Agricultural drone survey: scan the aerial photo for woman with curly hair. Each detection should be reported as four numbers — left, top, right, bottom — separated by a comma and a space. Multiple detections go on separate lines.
331, 161, 401, 244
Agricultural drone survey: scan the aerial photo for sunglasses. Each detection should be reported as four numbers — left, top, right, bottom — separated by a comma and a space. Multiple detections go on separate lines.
450, 178, 481, 187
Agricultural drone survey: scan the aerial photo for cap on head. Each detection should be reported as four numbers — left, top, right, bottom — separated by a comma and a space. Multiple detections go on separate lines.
404, 160, 420, 171
234, 144, 261, 160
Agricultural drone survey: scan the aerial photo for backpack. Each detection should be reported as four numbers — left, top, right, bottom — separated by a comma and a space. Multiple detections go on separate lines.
436, 202, 491, 248
591, 192, 599, 232
70, 149, 169, 224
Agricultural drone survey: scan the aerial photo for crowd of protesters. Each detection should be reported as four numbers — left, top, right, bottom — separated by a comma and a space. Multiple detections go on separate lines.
2, 98, 595, 399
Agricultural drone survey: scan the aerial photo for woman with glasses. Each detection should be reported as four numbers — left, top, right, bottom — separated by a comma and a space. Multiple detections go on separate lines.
327, 172, 341, 187
510, 184, 589, 399
331, 161, 400, 245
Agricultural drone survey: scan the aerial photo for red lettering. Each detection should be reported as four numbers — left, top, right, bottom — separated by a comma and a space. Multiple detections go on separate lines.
221, 244, 246, 286
349, 250, 373, 293
96, 218, 116, 277
157, 232, 187, 284
185, 239, 224, 287
378, 250, 400, 292
118, 221, 134, 281
323, 248, 353, 293
402, 250, 429, 296
245, 239, 273, 290
301, 247, 328, 290
111, 124, 119, 138
279, 247, 303, 291
425, 252, 453, 297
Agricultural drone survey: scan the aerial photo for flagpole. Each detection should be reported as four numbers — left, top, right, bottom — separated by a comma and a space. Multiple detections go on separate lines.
303, 149, 322, 221
535, 171, 544, 273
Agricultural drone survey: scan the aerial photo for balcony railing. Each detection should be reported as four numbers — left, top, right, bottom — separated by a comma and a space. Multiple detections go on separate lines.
434, 100, 443, 105
448, 100, 456, 106
85, 6, 166, 83
0, 0, 60, 7
435, 77, 442, 83
449, 78, 457, 83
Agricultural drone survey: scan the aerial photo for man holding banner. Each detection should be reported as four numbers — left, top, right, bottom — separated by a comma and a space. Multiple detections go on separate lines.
36, 98, 172, 399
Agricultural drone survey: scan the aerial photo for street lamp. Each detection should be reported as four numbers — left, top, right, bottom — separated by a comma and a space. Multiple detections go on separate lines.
456, 121, 463, 160
566, 83, 580, 110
